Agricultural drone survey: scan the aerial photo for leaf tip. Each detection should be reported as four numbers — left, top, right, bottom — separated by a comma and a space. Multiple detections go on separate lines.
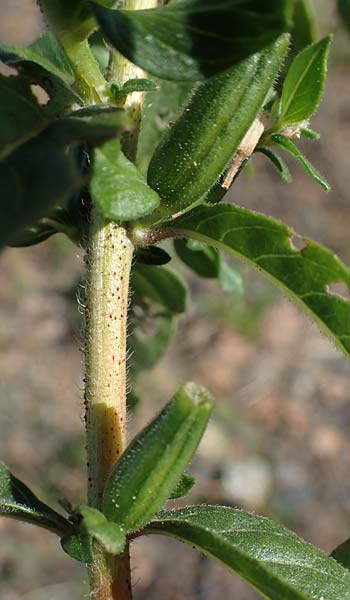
182, 382, 214, 412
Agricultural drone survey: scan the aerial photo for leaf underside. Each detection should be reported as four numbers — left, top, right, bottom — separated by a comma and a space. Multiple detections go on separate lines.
165, 204, 350, 355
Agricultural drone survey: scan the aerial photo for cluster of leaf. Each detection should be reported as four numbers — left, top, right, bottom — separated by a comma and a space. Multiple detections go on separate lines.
1, 0, 350, 598
3, 381, 350, 600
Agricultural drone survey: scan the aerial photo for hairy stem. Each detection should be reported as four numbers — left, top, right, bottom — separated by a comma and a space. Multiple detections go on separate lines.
85, 214, 133, 509
85, 214, 133, 599
84, 1, 160, 598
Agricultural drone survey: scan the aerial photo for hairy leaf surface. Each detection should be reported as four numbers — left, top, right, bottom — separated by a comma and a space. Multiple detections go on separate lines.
0, 463, 71, 535
145, 505, 350, 600
90, 139, 160, 221
0, 34, 74, 86
77, 506, 125, 555
278, 36, 332, 127
165, 204, 350, 355
146, 36, 289, 219
102, 384, 213, 531
91, 0, 292, 81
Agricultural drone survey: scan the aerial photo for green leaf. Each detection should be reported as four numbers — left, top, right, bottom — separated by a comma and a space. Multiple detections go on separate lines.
0, 35, 79, 116
90, 0, 292, 81
169, 473, 196, 500
299, 127, 320, 140
37, 0, 95, 40
0, 463, 71, 536
131, 264, 188, 315
271, 134, 330, 191
90, 139, 160, 221
137, 78, 193, 175
219, 260, 243, 295
164, 203, 350, 355
0, 33, 74, 87
146, 35, 289, 220
58, 106, 129, 144
102, 383, 214, 532
0, 128, 81, 246
175, 239, 243, 294
291, 0, 317, 50
129, 264, 188, 375
111, 78, 159, 102
136, 246, 171, 266
175, 239, 220, 278
8, 222, 57, 248
122, 78, 159, 94
129, 314, 175, 376
278, 36, 332, 127
0, 75, 49, 160
61, 532, 94, 564
338, 0, 350, 31
331, 537, 350, 571
256, 147, 292, 183
77, 506, 126, 555
144, 505, 350, 600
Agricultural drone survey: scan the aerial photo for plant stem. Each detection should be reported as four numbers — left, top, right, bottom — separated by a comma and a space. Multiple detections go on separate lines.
60, 36, 108, 104
85, 213, 133, 599
84, 1, 160, 598
108, 0, 161, 162
85, 213, 133, 509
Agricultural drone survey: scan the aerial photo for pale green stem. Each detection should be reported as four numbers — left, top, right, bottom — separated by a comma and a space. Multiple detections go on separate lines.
84, 2, 160, 598
108, 0, 160, 161
59, 36, 108, 104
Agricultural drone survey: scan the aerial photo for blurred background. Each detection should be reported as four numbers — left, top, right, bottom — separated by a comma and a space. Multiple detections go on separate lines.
0, 1, 349, 598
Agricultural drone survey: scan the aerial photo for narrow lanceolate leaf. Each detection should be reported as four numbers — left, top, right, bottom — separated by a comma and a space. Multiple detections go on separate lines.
278, 36, 332, 127
144, 506, 350, 600
0, 463, 71, 536
90, 139, 160, 221
90, 0, 292, 81
300, 127, 320, 140
331, 537, 350, 571
164, 204, 350, 355
338, 0, 350, 31
77, 506, 126, 555
102, 383, 214, 532
146, 36, 289, 220
271, 134, 330, 191
0, 76, 48, 160
256, 147, 292, 183
111, 79, 159, 102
